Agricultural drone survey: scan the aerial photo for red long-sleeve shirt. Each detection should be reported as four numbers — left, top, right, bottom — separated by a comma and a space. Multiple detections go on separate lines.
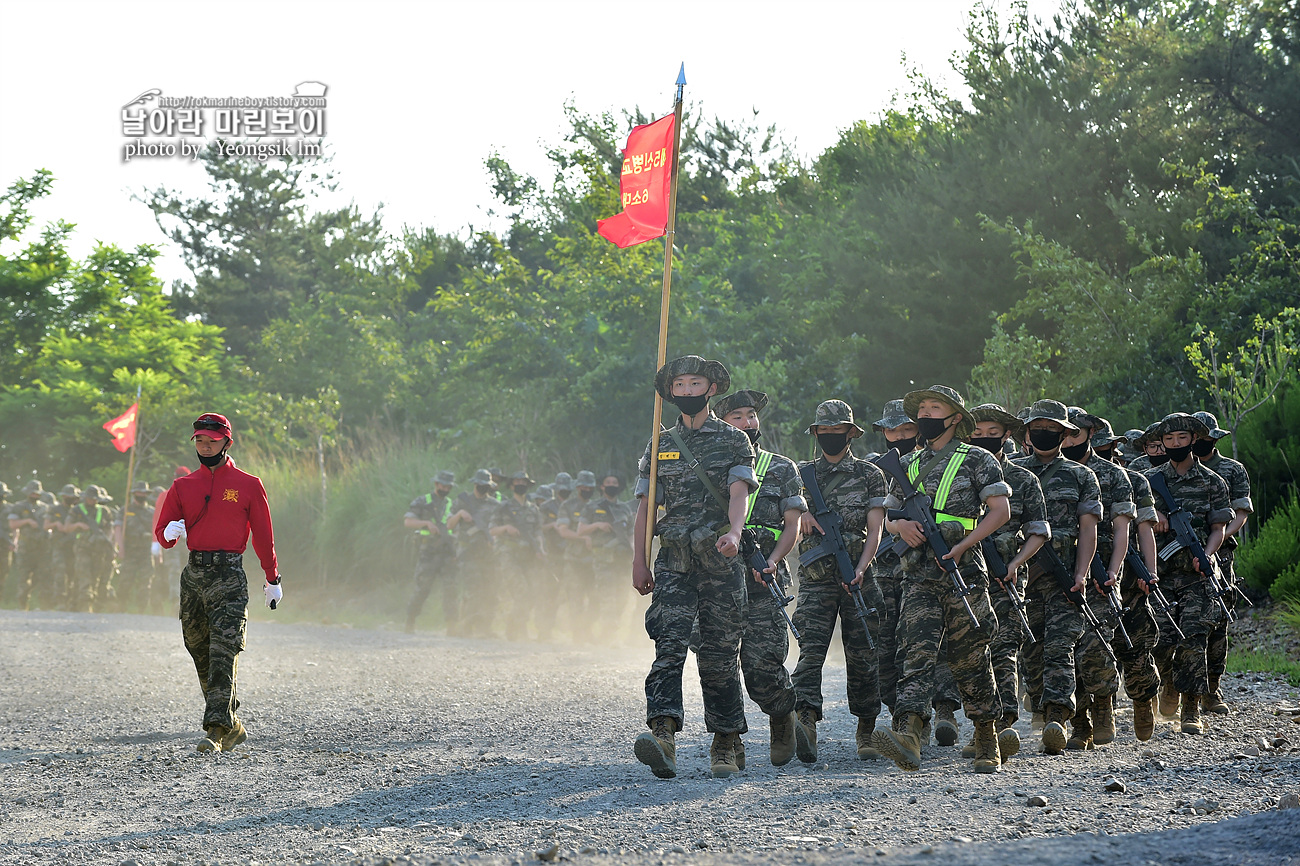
155, 457, 279, 581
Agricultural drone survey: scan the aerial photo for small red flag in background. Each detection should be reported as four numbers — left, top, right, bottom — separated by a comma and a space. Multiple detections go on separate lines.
103, 403, 139, 452
597, 114, 675, 248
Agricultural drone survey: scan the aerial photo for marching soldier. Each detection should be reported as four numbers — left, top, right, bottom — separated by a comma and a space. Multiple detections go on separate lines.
452, 469, 501, 638
632, 355, 756, 779
872, 386, 1009, 774
562, 471, 599, 640
1191, 411, 1253, 715
535, 474, 573, 642
1011, 400, 1102, 756
115, 481, 158, 612
45, 484, 83, 610
490, 471, 545, 640
577, 473, 635, 642
6, 480, 49, 609
1127, 423, 1165, 474
72, 486, 118, 612
404, 470, 458, 634
713, 389, 805, 766
791, 400, 887, 764
0, 482, 11, 595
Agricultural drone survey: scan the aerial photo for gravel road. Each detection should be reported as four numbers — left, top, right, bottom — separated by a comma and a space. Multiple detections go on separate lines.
2, 609, 1298, 866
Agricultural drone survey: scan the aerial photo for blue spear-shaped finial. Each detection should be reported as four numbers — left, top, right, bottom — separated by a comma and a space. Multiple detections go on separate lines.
675, 63, 686, 103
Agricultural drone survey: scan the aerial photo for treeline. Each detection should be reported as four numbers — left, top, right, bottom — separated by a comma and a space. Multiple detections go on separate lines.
2, 0, 1298, 596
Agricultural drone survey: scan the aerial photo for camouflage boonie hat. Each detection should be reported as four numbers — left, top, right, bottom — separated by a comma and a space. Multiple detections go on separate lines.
712, 389, 768, 418
1156, 412, 1209, 439
22, 480, 43, 494
575, 470, 597, 487
132, 480, 151, 493
805, 399, 865, 436
1089, 417, 1123, 448
84, 485, 111, 502
1016, 407, 1032, 423
654, 355, 731, 401
508, 470, 535, 487
471, 469, 496, 487
1022, 399, 1079, 432
488, 467, 505, 481
552, 472, 574, 492
536, 483, 554, 498
903, 384, 974, 439
1067, 406, 1104, 431
871, 399, 912, 432
1192, 411, 1230, 439
59, 483, 81, 498
970, 403, 1022, 433
432, 470, 456, 486
1123, 428, 1145, 445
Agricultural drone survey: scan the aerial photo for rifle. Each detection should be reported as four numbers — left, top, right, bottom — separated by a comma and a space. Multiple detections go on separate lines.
1215, 551, 1255, 608
874, 448, 980, 628
1088, 551, 1134, 650
1032, 540, 1117, 663
979, 537, 1035, 643
1147, 472, 1234, 622
797, 464, 877, 650
1123, 541, 1185, 640
742, 527, 800, 641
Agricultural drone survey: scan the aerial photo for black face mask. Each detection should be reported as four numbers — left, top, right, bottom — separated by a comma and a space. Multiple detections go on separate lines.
603, 486, 620, 498
555, 489, 570, 500
744, 428, 761, 446
1061, 442, 1090, 462
968, 436, 1004, 455
1094, 446, 1117, 463
917, 413, 956, 442
1192, 439, 1217, 458
196, 448, 227, 468
671, 393, 709, 416
1149, 453, 1170, 467
1029, 428, 1064, 452
885, 435, 917, 454
476, 484, 494, 496
513, 484, 529, 495
578, 488, 594, 500
817, 431, 849, 456
1165, 444, 1193, 463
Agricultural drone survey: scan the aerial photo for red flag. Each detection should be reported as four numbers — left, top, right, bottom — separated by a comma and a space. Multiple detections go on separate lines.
103, 403, 139, 453
597, 114, 675, 248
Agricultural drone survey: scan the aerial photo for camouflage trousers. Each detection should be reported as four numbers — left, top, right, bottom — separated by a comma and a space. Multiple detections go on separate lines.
179, 560, 249, 731
1206, 550, 1237, 688
51, 541, 77, 610
740, 564, 797, 717
456, 542, 496, 638
7, 544, 45, 609
407, 545, 457, 630
875, 564, 905, 712
1151, 570, 1220, 696
583, 548, 633, 643
894, 566, 999, 723
118, 549, 155, 612
1022, 571, 1085, 713
74, 542, 115, 613
1113, 597, 1161, 702
790, 574, 882, 720
498, 545, 542, 641
1073, 590, 1120, 699
644, 543, 748, 734
988, 572, 1028, 720
562, 555, 596, 640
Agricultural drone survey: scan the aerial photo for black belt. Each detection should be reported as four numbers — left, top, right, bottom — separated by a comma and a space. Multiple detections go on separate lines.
189, 550, 242, 567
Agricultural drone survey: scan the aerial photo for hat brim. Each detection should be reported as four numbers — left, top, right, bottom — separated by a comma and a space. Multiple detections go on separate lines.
871, 415, 913, 432
806, 421, 866, 436
1207, 428, 1230, 440
903, 389, 975, 439
1023, 412, 1079, 433
970, 407, 1023, 433
191, 430, 230, 440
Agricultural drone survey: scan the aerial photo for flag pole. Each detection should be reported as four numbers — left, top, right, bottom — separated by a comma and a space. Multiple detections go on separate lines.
644, 63, 686, 568
119, 384, 142, 557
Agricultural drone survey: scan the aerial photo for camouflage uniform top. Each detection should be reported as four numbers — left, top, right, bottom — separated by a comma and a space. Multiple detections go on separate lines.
578, 496, 633, 551
883, 440, 1012, 524
453, 491, 499, 547
797, 446, 888, 583
1085, 453, 1136, 545
745, 449, 807, 557
1143, 461, 1232, 551
1010, 454, 1103, 539
537, 494, 564, 545
73, 501, 116, 545
1125, 468, 1159, 526
989, 458, 1050, 562
635, 413, 758, 538
405, 490, 454, 549
1200, 453, 1253, 515
45, 500, 80, 534
555, 493, 591, 558
1126, 454, 1154, 474
116, 499, 157, 544
490, 497, 544, 554
6, 498, 47, 531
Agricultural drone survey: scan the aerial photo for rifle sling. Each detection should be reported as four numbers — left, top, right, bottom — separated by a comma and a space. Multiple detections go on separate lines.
666, 427, 732, 514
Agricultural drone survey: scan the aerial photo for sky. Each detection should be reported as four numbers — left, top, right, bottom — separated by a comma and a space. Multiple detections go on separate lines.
0, 0, 1066, 286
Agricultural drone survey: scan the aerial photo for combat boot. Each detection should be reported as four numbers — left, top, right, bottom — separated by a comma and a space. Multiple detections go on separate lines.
1133, 697, 1155, 741
1066, 704, 1094, 751
972, 720, 1001, 773
220, 718, 247, 752
1041, 704, 1069, 755
634, 716, 677, 779
919, 717, 933, 746
735, 736, 746, 771
769, 712, 796, 766
1158, 681, 1180, 717
195, 725, 226, 753
934, 701, 960, 747
1202, 676, 1230, 714
961, 735, 977, 759
1180, 693, 1204, 734
794, 707, 818, 764
996, 718, 1020, 761
871, 712, 924, 772
1091, 694, 1115, 745
856, 717, 880, 760
710, 732, 743, 778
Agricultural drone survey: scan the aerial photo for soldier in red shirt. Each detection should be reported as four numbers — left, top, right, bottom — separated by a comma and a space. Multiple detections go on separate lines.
156, 413, 281, 753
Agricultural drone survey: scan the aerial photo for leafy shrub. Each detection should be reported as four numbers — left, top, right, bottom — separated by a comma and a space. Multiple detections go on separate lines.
1236, 493, 1300, 598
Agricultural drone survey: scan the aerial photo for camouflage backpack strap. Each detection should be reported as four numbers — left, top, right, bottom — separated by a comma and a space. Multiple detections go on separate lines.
666, 427, 731, 512
1036, 456, 1066, 490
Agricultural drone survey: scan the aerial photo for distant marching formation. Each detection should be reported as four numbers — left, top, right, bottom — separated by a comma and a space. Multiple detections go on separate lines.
623, 355, 1251, 780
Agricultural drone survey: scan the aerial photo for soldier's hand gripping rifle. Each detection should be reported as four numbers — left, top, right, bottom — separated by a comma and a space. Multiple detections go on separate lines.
874, 449, 980, 628
979, 537, 1035, 643
1088, 552, 1134, 650
1124, 541, 1185, 640
797, 464, 876, 650
742, 527, 801, 641
1147, 473, 1234, 622
1034, 541, 1117, 663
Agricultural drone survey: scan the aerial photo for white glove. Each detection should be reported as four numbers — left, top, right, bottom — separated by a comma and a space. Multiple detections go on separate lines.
163, 520, 186, 542
264, 580, 282, 609
151, 541, 162, 557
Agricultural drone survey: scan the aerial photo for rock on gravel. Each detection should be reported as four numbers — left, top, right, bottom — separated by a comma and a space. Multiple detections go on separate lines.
2, 609, 1299, 866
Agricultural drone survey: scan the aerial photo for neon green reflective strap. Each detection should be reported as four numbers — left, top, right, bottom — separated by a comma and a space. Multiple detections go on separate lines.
745, 450, 774, 524
908, 443, 977, 530
934, 512, 976, 530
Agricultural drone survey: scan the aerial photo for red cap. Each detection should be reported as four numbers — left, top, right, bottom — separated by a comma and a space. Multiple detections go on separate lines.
191, 413, 233, 440
174, 465, 190, 478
